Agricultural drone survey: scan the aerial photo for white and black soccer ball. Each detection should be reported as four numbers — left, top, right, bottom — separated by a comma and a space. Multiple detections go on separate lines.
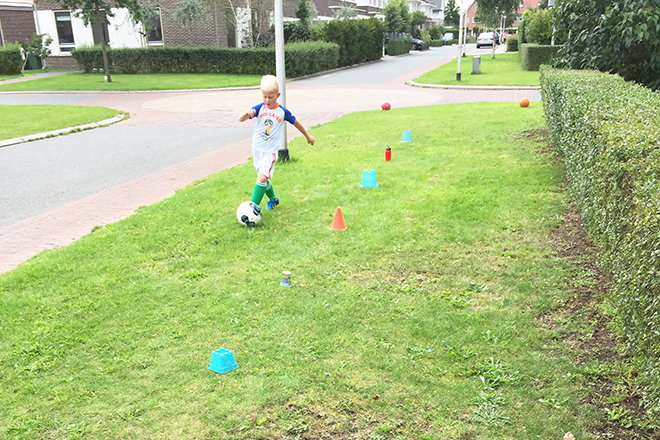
236, 201, 262, 227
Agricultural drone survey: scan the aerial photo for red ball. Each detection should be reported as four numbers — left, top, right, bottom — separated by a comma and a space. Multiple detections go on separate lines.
519, 98, 530, 107
381, 102, 391, 110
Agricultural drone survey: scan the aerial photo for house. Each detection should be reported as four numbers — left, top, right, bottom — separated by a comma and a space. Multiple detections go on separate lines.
465, 0, 539, 36
0, 0, 37, 47
34, 0, 229, 68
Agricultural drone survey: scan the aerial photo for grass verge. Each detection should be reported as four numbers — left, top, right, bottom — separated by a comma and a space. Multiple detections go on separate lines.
1, 102, 611, 439
0, 105, 121, 141
0, 73, 262, 92
414, 52, 540, 87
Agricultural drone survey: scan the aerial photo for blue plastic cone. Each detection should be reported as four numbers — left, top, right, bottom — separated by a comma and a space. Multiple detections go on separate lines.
209, 348, 238, 374
360, 170, 378, 188
401, 130, 412, 143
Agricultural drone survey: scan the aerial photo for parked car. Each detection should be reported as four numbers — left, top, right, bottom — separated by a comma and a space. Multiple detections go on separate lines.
411, 37, 424, 51
442, 32, 454, 44
476, 32, 497, 48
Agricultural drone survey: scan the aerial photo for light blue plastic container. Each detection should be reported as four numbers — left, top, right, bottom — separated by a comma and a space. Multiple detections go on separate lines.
360, 170, 378, 188
208, 348, 238, 374
401, 130, 413, 143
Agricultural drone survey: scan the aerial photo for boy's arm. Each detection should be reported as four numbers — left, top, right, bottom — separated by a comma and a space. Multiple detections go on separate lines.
293, 119, 315, 146
239, 108, 256, 122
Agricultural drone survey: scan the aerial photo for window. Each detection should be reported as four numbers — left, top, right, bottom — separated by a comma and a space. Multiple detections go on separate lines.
92, 11, 110, 45
55, 11, 75, 51
145, 7, 163, 45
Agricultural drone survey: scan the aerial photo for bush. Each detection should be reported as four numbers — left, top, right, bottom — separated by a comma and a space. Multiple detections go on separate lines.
0, 43, 25, 75
71, 42, 339, 78
284, 22, 311, 43
519, 43, 559, 71
541, 66, 660, 408
323, 17, 383, 67
506, 34, 519, 52
526, 8, 552, 45
431, 39, 443, 47
386, 37, 411, 56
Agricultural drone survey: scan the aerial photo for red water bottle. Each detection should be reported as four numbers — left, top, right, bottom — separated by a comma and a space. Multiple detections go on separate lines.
385, 146, 391, 161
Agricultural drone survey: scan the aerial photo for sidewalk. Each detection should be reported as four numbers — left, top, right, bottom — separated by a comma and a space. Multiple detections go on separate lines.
0, 70, 72, 85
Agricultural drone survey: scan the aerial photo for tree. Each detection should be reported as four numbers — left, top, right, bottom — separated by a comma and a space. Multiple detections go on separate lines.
333, 5, 357, 20
444, 0, 459, 28
383, 0, 411, 33
295, 0, 317, 26
475, 0, 519, 29
525, 8, 552, 45
553, 0, 660, 90
411, 10, 428, 31
50, 0, 144, 83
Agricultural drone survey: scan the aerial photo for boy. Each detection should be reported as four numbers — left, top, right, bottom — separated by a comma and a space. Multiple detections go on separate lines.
239, 75, 315, 210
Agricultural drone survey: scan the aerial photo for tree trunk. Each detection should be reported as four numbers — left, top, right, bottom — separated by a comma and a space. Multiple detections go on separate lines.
97, 8, 112, 83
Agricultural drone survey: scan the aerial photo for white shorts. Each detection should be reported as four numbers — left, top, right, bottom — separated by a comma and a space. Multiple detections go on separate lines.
253, 150, 278, 179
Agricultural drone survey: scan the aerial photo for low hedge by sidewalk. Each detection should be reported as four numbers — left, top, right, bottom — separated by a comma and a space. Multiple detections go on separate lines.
541, 66, 660, 407
72, 41, 340, 78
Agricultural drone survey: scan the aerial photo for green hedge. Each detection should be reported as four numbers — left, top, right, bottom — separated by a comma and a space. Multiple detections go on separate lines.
541, 66, 660, 406
386, 38, 411, 56
0, 43, 24, 75
519, 43, 559, 70
506, 34, 519, 52
71, 41, 339, 78
323, 17, 384, 67
431, 40, 443, 47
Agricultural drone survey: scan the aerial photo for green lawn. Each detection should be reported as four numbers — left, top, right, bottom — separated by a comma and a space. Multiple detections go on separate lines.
415, 52, 540, 87
0, 72, 262, 92
1, 102, 609, 439
0, 105, 121, 141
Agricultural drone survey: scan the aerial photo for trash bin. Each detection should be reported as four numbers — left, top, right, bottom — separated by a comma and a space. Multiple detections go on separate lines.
27, 54, 41, 70
472, 56, 481, 74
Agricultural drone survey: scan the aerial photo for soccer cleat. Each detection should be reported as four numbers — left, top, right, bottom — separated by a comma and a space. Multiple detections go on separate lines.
266, 198, 280, 210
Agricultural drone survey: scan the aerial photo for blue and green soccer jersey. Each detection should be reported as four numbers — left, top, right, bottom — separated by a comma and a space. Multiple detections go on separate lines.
250, 103, 296, 154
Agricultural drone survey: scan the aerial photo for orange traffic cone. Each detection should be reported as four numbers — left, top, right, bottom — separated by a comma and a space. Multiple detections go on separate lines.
331, 207, 346, 230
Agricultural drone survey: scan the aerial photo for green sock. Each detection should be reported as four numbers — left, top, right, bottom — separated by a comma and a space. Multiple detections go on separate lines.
265, 181, 278, 201
251, 181, 268, 205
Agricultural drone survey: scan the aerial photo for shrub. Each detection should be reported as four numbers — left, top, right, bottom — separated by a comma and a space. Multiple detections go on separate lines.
284, 22, 311, 43
506, 34, 519, 52
386, 37, 411, 56
431, 39, 443, 47
519, 43, 559, 71
0, 43, 25, 75
323, 17, 383, 67
541, 66, 660, 408
71, 42, 339, 78
526, 8, 552, 45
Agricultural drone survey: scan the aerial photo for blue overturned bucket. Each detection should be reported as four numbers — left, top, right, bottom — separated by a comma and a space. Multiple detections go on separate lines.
209, 348, 238, 374
360, 170, 378, 188
401, 130, 412, 143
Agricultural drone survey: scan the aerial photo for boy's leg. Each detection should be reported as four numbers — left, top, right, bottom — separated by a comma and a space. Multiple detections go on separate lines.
251, 180, 268, 205
265, 180, 277, 201
265, 180, 279, 210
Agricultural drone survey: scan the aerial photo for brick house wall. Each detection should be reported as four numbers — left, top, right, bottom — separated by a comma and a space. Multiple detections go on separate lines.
0, 8, 37, 45
151, 0, 228, 47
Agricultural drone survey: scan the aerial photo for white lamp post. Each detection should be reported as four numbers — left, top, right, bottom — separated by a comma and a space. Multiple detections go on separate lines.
274, 0, 289, 161
456, 0, 464, 80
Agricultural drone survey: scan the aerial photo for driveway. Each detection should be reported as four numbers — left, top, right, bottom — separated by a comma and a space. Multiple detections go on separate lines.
0, 44, 531, 273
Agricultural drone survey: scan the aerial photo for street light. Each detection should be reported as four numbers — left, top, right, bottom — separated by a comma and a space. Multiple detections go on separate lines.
456, 0, 464, 80
274, 0, 289, 161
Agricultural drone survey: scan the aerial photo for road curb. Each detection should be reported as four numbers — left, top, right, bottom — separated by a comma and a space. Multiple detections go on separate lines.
0, 113, 125, 148
406, 80, 541, 91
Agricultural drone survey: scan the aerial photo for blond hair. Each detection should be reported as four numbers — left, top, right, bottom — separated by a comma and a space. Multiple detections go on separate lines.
260, 75, 279, 93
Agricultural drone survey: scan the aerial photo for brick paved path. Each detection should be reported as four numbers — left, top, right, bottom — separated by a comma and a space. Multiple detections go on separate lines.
0, 45, 533, 273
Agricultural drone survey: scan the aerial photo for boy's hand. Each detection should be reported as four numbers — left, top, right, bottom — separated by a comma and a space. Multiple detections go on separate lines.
246, 109, 256, 119
307, 136, 315, 146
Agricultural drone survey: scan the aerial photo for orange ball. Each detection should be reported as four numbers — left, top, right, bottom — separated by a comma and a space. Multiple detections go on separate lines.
519, 98, 530, 107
